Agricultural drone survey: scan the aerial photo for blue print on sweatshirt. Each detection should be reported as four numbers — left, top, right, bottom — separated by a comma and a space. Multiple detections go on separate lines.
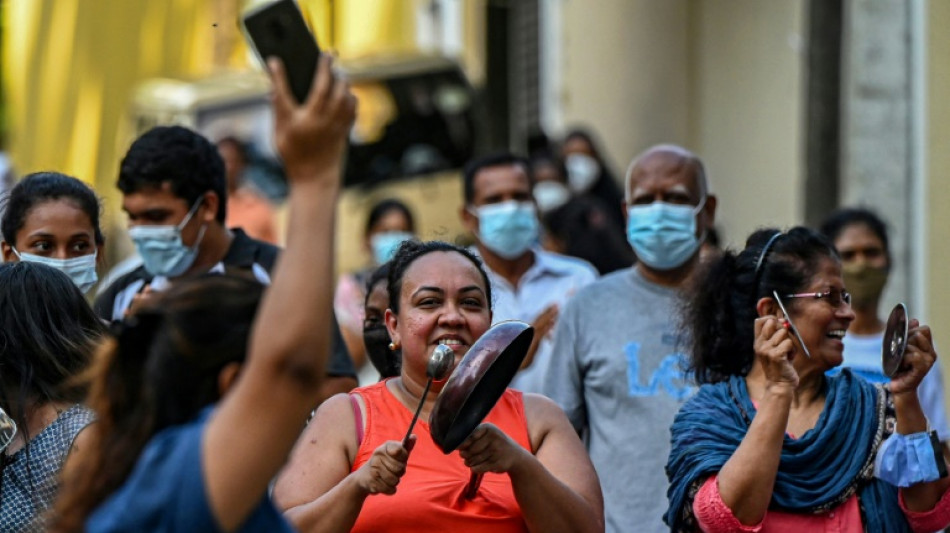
624, 342, 694, 400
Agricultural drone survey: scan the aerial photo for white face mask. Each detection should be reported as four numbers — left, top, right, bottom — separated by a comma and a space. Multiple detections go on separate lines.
565, 153, 600, 193
13, 249, 99, 293
533, 181, 571, 214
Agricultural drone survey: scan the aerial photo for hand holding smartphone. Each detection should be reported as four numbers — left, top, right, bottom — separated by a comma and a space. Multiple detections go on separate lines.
242, 0, 322, 104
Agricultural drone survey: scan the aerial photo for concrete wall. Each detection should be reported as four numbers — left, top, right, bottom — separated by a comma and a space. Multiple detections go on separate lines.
555, 0, 806, 247
689, 0, 806, 246
927, 0, 950, 350
556, 0, 691, 183
840, 0, 916, 316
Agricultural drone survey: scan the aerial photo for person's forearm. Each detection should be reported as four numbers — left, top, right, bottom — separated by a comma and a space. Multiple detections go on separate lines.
716, 385, 791, 525
895, 392, 950, 512
250, 176, 339, 390
508, 453, 602, 533
284, 472, 369, 533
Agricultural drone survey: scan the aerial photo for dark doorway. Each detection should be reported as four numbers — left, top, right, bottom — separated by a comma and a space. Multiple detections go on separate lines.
804, 0, 844, 226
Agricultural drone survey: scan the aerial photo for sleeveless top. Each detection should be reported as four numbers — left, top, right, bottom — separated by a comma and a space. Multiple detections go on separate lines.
1, 404, 94, 532
350, 380, 532, 533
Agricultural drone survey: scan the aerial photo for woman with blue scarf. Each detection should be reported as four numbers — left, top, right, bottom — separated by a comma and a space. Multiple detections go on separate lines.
665, 227, 950, 532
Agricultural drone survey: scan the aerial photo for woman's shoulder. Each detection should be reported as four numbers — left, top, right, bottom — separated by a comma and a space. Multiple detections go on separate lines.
520, 392, 570, 434
520, 391, 556, 414
671, 380, 743, 425
85, 411, 216, 531
683, 380, 735, 407
13, 404, 95, 465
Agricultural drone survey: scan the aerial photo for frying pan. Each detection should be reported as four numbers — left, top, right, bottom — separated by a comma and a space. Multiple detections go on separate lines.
429, 320, 534, 498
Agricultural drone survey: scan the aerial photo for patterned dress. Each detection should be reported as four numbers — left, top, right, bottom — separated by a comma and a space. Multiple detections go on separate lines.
0, 405, 94, 532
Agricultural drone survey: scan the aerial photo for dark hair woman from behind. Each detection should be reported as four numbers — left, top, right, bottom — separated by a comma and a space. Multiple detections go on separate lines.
543, 196, 633, 275
52, 53, 355, 532
1, 172, 105, 294
665, 227, 950, 532
55, 275, 265, 529
0, 262, 104, 531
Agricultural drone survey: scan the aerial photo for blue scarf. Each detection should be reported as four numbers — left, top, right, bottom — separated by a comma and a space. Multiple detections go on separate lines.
664, 370, 906, 532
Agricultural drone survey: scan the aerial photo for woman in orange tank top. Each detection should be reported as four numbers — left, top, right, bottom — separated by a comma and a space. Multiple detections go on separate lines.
273, 240, 604, 532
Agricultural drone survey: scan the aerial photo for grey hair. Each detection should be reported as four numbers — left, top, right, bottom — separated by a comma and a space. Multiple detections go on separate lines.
624, 144, 709, 202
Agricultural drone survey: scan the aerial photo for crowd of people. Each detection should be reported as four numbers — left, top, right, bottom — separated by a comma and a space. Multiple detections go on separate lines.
2, 50, 950, 533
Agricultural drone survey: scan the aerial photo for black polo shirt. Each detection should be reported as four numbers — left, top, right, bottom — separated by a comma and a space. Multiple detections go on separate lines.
94, 228, 356, 378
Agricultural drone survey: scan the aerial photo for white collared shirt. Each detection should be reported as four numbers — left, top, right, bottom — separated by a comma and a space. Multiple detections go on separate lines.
478, 247, 599, 393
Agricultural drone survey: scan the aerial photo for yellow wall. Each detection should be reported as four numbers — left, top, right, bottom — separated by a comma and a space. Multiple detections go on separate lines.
298, 0, 416, 57
335, 170, 468, 275
2, 0, 244, 262
2, 0, 456, 273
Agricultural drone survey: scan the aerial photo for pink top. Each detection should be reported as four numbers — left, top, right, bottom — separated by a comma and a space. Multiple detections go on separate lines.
694, 472, 950, 532
694, 402, 950, 532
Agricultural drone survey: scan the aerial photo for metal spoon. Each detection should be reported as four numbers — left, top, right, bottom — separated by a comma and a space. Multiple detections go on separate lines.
772, 290, 811, 359
403, 344, 455, 447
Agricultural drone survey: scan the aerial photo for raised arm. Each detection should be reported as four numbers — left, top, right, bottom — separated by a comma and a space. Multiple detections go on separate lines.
202, 55, 356, 531
457, 393, 604, 533
891, 321, 950, 514
272, 394, 412, 533
713, 315, 796, 526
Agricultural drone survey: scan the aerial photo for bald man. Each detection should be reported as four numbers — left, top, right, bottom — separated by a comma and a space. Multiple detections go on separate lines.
539, 145, 717, 533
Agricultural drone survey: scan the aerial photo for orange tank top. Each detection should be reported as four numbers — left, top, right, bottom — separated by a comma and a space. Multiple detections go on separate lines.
349, 380, 532, 533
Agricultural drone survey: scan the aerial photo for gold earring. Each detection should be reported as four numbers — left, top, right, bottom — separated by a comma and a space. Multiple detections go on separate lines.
388, 341, 400, 351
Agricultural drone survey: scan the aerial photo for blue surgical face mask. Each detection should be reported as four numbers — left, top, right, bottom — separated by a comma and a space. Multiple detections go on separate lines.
370, 231, 413, 265
626, 198, 706, 270
13, 249, 99, 293
472, 201, 539, 259
128, 199, 207, 277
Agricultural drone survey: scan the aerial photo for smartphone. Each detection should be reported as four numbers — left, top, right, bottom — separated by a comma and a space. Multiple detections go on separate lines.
242, 0, 321, 104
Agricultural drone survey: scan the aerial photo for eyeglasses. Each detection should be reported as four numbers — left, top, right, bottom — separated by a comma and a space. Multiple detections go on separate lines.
0, 406, 16, 453
783, 289, 852, 308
